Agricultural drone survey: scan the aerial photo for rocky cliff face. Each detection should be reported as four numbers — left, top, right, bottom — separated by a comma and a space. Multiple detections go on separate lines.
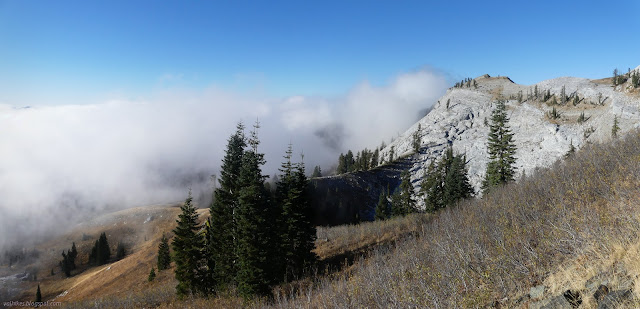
311, 68, 640, 224
379, 70, 640, 202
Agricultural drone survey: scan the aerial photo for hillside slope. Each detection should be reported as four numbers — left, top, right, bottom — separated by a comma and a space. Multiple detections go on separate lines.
274, 129, 640, 308
0, 204, 208, 304
379, 69, 640, 199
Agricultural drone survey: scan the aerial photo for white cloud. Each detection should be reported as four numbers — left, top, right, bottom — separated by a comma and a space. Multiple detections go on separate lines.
0, 69, 447, 251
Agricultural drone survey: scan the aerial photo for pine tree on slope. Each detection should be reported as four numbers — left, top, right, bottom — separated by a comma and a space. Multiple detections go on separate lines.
442, 148, 474, 206
157, 234, 171, 271
284, 157, 317, 280
172, 191, 205, 298
482, 100, 517, 194
35, 284, 41, 302
235, 122, 272, 298
392, 170, 417, 216
206, 122, 246, 291
375, 189, 390, 220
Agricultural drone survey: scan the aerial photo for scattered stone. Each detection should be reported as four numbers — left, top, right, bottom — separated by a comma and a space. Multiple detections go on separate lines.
530, 285, 546, 300
563, 289, 582, 308
597, 289, 633, 309
531, 295, 574, 309
594, 284, 609, 302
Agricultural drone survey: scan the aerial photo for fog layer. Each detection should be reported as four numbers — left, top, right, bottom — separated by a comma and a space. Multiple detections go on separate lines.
0, 70, 447, 251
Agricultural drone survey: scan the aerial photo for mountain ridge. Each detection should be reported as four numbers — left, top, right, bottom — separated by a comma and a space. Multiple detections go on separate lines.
378, 71, 640, 200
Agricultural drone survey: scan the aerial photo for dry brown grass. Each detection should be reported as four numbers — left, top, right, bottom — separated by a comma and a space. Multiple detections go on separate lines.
314, 213, 430, 260
270, 130, 640, 308
45, 130, 640, 308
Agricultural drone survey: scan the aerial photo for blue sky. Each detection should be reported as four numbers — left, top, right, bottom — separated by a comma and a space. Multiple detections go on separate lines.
0, 0, 638, 106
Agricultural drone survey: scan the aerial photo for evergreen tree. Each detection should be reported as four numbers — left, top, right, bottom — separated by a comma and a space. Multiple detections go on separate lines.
89, 232, 111, 266
157, 234, 171, 271
35, 284, 41, 302
374, 189, 390, 220
565, 140, 576, 159
612, 115, 620, 138
336, 153, 347, 174
345, 150, 355, 172
391, 171, 416, 216
272, 144, 296, 284
60, 251, 71, 277
282, 157, 317, 281
389, 146, 395, 163
69, 243, 77, 270
442, 149, 473, 206
482, 100, 517, 193
412, 124, 422, 153
420, 148, 472, 211
235, 122, 272, 298
172, 191, 206, 298
371, 148, 379, 167
207, 122, 246, 290
148, 267, 156, 282
99, 233, 110, 264
311, 165, 322, 178
115, 243, 126, 260
420, 160, 444, 212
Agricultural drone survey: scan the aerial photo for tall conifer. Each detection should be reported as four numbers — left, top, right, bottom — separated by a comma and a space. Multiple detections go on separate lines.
206, 122, 246, 290
482, 100, 517, 193
236, 121, 272, 298
172, 191, 205, 298
157, 234, 171, 270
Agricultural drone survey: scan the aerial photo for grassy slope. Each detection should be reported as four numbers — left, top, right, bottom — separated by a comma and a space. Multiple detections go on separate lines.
17, 130, 640, 308
11, 204, 209, 305
272, 131, 640, 308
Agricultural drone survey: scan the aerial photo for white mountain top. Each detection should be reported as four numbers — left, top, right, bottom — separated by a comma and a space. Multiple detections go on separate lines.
379, 72, 640, 202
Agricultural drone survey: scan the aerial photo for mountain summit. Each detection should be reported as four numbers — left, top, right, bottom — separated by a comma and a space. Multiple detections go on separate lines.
379, 71, 640, 199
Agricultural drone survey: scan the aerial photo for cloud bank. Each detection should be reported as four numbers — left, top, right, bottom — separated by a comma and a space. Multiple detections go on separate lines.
0, 69, 447, 252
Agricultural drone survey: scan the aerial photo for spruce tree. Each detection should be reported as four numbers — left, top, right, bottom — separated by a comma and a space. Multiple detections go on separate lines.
412, 124, 422, 153
336, 153, 347, 174
441, 149, 473, 206
60, 252, 71, 277
311, 165, 322, 178
420, 160, 444, 212
482, 100, 517, 193
281, 156, 316, 280
116, 242, 126, 260
392, 170, 416, 216
35, 284, 41, 302
345, 150, 355, 172
172, 191, 205, 298
375, 190, 390, 220
69, 242, 77, 270
89, 232, 111, 266
272, 144, 296, 284
565, 141, 576, 159
371, 148, 379, 167
157, 234, 171, 271
420, 148, 472, 211
235, 122, 272, 298
207, 122, 246, 290
148, 267, 156, 282
612, 115, 620, 138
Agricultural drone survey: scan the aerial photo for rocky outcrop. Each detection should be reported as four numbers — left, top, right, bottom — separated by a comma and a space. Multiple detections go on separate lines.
310, 72, 640, 223
379, 74, 640, 205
